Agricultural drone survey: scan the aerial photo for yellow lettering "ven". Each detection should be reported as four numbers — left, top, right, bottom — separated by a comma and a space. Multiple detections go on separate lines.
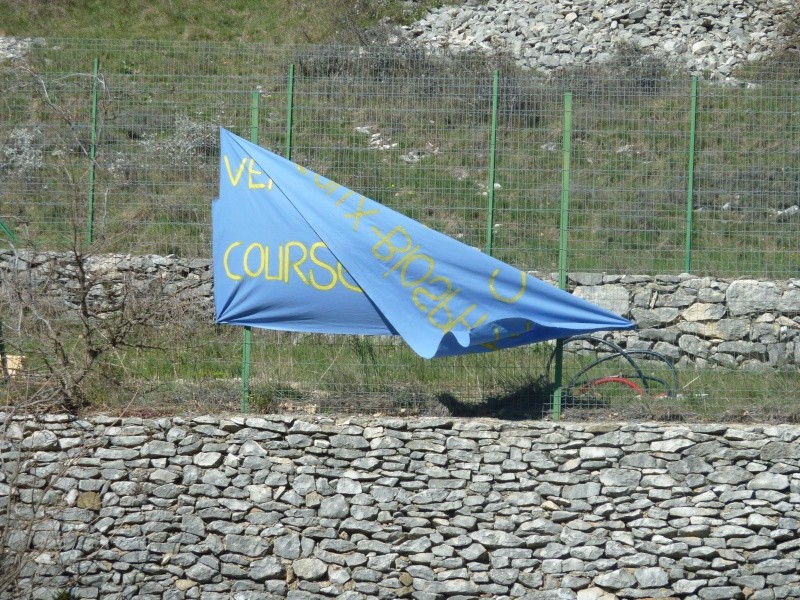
223, 155, 273, 191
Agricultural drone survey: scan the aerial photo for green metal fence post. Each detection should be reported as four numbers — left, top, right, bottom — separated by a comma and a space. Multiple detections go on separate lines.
86, 58, 100, 245
552, 92, 573, 422
684, 76, 698, 273
241, 327, 252, 413
286, 63, 295, 160
250, 89, 260, 144
0, 220, 18, 243
558, 93, 573, 291
240, 90, 261, 412
486, 69, 499, 256
0, 320, 7, 380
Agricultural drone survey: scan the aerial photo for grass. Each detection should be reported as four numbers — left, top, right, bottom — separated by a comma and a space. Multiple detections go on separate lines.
0, 0, 449, 44
3, 305, 798, 423
6, 324, 798, 423
553, 341, 800, 424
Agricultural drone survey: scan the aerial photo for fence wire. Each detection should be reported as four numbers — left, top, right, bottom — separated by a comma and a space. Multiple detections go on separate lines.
0, 40, 798, 420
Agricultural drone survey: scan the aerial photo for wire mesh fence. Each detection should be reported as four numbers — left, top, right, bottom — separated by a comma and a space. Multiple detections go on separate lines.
0, 39, 798, 420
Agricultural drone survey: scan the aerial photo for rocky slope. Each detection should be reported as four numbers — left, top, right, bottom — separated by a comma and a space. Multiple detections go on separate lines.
399, 0, 796, 79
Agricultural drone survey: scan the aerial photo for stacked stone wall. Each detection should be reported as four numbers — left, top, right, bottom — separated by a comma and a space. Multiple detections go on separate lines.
567, 272, 800, 372
1, 414, 799, 600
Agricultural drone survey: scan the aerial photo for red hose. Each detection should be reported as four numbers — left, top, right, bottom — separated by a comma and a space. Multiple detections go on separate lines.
587, 376, 645, 395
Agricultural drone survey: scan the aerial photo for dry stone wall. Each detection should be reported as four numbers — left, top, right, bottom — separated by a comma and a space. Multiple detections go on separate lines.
1, 413, 799, 600
566, 272, 800, 372
1, 250, 798, 371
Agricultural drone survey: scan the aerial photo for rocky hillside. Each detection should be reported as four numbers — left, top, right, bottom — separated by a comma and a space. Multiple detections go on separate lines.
2, 1, 797, 80
399, 0, 796, 79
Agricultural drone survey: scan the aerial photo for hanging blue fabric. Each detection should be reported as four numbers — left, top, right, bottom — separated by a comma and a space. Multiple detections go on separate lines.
213, 128, 634, 359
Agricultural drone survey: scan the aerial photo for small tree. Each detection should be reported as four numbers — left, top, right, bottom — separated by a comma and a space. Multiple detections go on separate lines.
1, 238, 184, 412
0, 57, 199, 413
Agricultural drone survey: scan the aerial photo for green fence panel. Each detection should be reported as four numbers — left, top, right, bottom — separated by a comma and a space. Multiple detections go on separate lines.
1, 40, 798, 419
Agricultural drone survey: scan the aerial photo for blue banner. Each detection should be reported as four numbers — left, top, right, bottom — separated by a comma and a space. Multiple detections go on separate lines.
212, 128, 634, 358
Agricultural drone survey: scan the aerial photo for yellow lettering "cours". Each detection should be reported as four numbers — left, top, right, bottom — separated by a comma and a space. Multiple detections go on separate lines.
223, 240, 361, 293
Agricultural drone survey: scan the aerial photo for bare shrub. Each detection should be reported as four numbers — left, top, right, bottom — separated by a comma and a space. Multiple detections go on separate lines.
1, 241, 189, 412
0, 58, 202, 414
